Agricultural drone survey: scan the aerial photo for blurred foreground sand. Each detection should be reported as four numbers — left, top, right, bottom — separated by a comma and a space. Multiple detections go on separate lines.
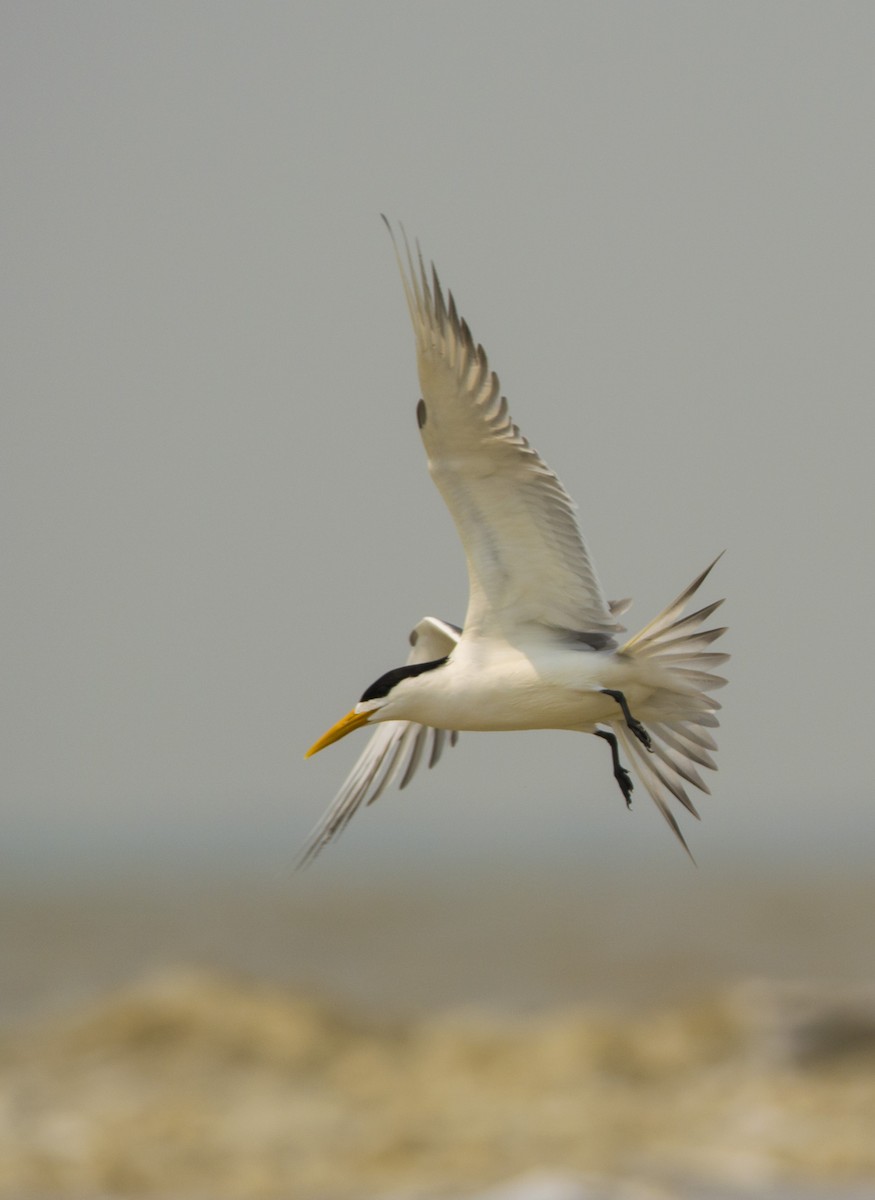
1, 968, 875, 1198
1, 865, 874, 1198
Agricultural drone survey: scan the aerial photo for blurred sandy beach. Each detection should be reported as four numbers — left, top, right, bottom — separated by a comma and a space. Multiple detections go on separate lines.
2, 860, 874, 1199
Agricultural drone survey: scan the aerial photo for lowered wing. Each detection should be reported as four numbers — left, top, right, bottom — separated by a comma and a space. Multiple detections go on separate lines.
296, 617, 461, 867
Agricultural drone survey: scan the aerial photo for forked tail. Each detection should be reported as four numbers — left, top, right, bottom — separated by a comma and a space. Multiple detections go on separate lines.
613, 556, 728, 858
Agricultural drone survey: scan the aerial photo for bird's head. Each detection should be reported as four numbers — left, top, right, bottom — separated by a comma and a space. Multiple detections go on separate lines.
305, 656, 449, 757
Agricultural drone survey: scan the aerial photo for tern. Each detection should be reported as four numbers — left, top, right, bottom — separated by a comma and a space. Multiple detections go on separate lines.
300, 220, 727, 866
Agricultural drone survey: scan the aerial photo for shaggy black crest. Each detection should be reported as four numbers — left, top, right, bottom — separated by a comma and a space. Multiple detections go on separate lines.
360, 656, 448, 702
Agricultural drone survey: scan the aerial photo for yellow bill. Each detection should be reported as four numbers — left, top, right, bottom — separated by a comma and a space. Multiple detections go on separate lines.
305, 708, 372, 757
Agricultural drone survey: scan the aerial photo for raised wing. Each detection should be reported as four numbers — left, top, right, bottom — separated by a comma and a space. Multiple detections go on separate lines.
296, 617, 461, 867
385, 219, 619, 642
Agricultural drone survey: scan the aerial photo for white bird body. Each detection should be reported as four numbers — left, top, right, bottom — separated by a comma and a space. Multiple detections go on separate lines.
361, 637, 655, 733
300, 222, 727, 865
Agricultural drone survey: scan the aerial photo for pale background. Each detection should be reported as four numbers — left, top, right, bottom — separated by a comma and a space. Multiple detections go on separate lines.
4, 1, 875, 893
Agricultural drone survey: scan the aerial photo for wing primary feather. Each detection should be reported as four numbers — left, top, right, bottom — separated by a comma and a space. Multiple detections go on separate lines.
429, 728, 446, 768
399, 725, 428, 789
364, 724, 412, 805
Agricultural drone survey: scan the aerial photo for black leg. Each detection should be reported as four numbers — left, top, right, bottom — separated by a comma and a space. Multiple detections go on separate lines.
600, 688, 652, 750
595, 729, 634, 808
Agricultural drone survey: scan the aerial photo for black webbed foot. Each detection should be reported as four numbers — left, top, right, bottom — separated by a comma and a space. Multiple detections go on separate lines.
600, 688, 652, 751
595, 728, 634, 808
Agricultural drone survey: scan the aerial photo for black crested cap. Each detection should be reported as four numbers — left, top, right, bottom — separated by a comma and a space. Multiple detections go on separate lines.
360, 656, 448, 702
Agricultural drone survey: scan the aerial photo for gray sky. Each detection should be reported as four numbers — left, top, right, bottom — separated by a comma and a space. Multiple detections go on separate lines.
4, 2, 875, 880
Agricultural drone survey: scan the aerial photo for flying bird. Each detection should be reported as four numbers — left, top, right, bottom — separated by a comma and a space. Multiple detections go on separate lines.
300, 220, 727, 866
